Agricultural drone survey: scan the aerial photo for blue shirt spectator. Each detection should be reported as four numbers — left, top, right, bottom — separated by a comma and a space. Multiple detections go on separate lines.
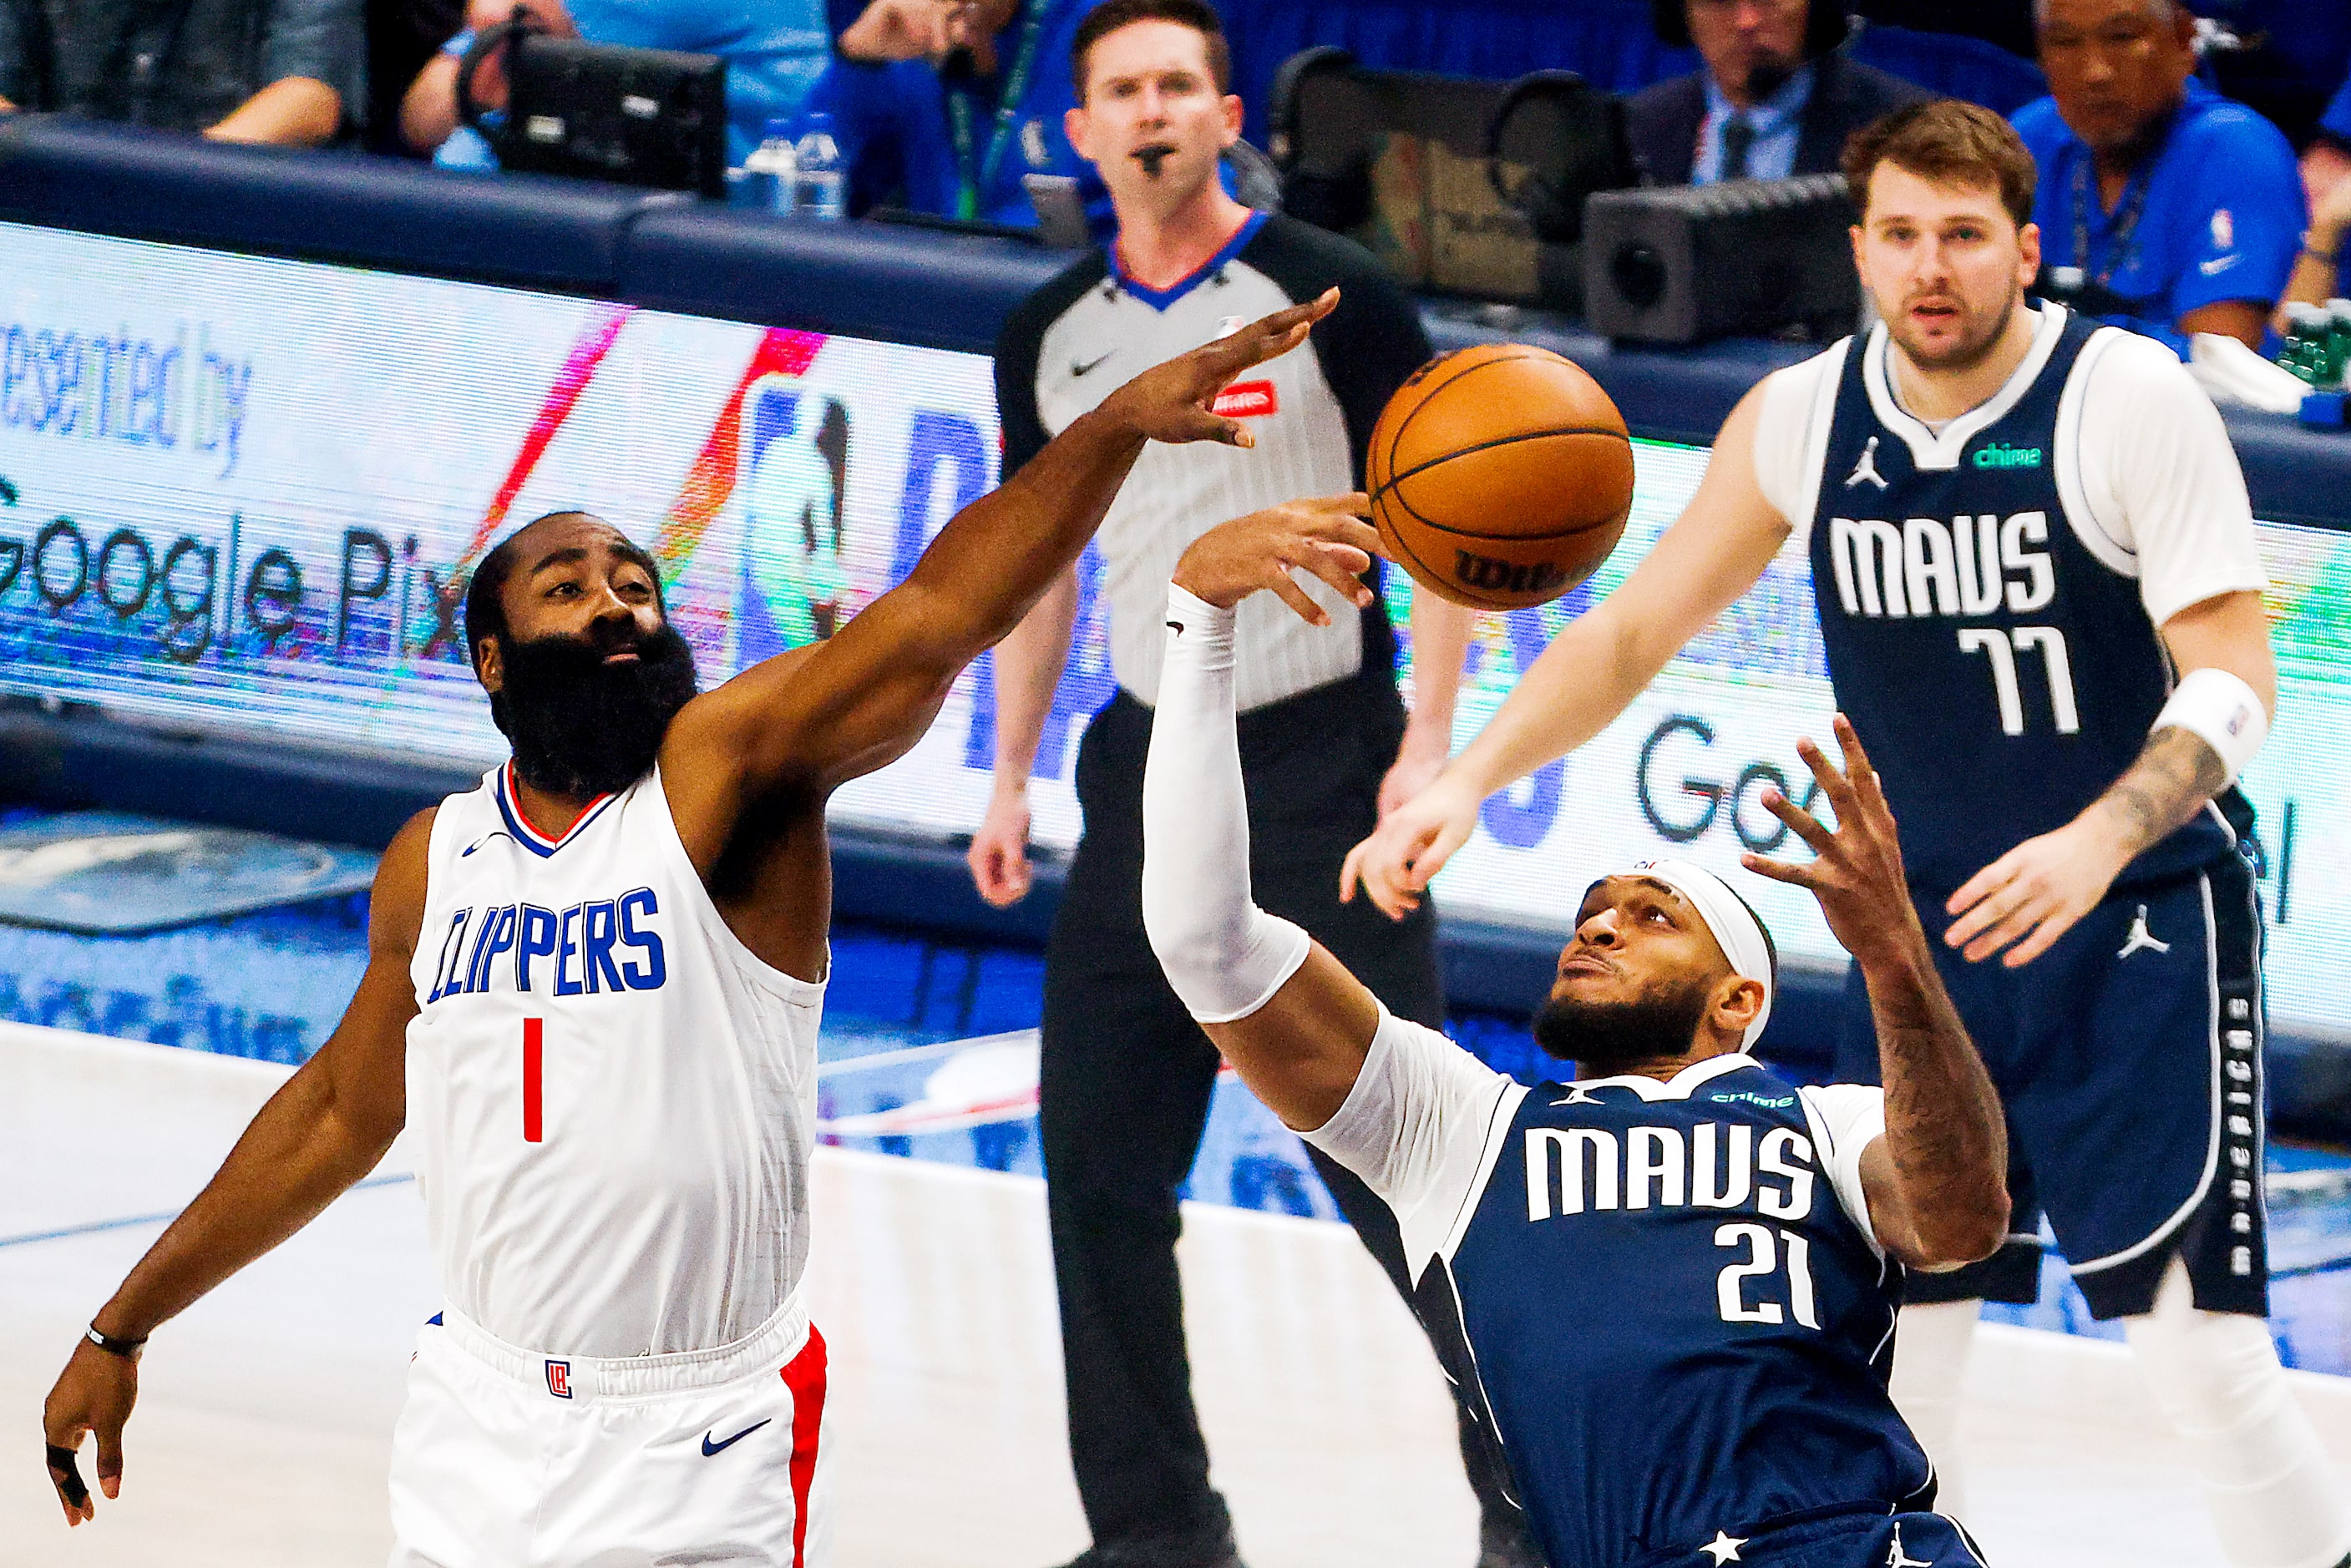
804, 0, 1101, 228
403, 0, 828, 168
2294, 72, 2351, 304
2019, 0, 2303, 354
0, 0, 360, 144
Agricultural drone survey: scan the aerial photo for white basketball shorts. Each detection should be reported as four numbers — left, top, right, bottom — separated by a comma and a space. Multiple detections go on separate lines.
386, 1297, 832, 1567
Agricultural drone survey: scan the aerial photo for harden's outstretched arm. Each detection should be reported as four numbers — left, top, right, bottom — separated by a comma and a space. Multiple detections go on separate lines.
1744, 721, 2010, 1270
41, 810, 428, 1525
666, 291, 1337, 808
1140, 502, 1396, 1130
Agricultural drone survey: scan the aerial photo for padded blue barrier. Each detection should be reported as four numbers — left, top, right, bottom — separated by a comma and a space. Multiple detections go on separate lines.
619, 205, 1069, 352
0, 117, 684, 295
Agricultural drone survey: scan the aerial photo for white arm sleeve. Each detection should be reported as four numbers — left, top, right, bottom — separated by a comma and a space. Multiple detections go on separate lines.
1798, 1083, 1888, 1257
1139, 584, 1312, 1024
2072, 332, 2269, 628
1302, 1007, 1518, 1273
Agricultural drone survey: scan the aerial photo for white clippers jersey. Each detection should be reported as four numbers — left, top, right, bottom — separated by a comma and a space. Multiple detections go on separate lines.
406, 762, 825, 1357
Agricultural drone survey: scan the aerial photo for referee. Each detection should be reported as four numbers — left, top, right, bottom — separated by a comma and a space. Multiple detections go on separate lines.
975, 4, 1536, 1566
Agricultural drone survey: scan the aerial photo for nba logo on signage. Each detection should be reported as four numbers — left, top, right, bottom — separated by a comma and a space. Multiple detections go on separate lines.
546, 1360, 573, 1399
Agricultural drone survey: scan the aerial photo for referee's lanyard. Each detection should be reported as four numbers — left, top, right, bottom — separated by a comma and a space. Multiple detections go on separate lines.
2067, 106, 2176, 296
946, 1, 1046, 222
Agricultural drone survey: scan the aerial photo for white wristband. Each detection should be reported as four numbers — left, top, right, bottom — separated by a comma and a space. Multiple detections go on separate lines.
2153, 667, 2268, 787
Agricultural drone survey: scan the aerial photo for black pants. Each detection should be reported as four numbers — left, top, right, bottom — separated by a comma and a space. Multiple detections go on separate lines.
1041, 683, 1523, 1550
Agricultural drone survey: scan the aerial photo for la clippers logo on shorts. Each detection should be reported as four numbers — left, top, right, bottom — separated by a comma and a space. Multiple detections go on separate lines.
1211, 380, 1277, 418
545, 1359, 573, 1399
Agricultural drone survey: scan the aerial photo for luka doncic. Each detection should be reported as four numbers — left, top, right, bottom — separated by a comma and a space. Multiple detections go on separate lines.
1349, 98, 2350, 1567
1139, 496, 2012, 1565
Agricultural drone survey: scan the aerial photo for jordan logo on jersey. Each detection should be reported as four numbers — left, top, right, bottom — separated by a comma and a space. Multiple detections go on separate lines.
1844, 436, 1888, 490
2118, 905, 2171, 959
422, 888, 669, 1004
1886, 1522, 1933, 1567
1826, 511, 2055, 621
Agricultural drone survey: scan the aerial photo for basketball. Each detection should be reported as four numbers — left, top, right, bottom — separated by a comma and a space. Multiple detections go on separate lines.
1366, 344, 1636, 611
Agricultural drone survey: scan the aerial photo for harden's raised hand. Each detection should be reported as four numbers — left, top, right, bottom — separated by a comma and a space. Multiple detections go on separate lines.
1100, 289, 1338, 449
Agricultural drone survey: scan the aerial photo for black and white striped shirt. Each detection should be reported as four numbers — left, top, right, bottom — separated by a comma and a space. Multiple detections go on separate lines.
995, 211, 1432, 712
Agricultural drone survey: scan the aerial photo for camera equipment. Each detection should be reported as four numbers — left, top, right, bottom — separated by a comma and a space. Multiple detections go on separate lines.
458, 13, 727, 198
1582, 175, 1860, 344
1266, 50, 1634, 307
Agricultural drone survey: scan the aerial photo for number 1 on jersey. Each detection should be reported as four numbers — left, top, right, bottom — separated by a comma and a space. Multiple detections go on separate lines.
523, 1017, 545, 1143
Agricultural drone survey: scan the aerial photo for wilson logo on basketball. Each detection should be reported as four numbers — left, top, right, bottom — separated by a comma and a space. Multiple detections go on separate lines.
1211, 380, 1278, 417
1453, 551, 1568, 598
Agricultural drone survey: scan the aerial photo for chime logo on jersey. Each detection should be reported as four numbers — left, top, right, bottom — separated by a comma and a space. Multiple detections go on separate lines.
1825, 509, 2055, 621
421, 887, 669, 1003
1523, 1122, 1818, 1221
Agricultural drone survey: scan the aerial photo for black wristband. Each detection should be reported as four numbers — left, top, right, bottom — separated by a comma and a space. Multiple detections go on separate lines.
85, 1324, 146, 1358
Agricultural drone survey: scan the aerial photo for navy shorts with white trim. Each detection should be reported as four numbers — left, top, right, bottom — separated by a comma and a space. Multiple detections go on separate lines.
1833, 850, 2267, 1320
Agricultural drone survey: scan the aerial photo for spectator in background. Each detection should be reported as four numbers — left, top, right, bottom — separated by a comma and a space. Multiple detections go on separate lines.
2014, 0, 2303, 353
803, 0, 1102, 226
399, 0, 828, 166
0, 0, 362, 144
2276, 66, 2351, 316
1626, 0, 1929, 186
367, 0, 464, 154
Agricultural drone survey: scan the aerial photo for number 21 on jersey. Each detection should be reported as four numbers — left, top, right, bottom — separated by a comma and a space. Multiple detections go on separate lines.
1716, 1222, 1819, 1328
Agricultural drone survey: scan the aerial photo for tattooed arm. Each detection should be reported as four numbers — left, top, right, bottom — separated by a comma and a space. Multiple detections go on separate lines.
1942, 589, 2276, 969
1746, 719, 2010, 1269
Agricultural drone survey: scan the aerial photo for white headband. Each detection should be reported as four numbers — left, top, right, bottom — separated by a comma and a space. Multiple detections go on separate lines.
1621, 858, 1776, 1047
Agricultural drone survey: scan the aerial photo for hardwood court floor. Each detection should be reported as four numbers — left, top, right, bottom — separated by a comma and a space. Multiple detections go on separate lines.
2, 1024, 2346, 1568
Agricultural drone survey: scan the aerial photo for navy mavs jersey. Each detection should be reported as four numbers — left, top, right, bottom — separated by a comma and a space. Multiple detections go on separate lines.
1325, 1032, 1937, 1568
1805, 306, 2252, 894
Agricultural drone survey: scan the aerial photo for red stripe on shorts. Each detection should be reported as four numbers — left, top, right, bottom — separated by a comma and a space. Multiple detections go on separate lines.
781, 1323, 828, 1567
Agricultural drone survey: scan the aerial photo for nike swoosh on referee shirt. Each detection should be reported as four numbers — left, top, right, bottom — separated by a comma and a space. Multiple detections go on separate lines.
701, 1419, 772, 1456
1071, 352, 1115, 377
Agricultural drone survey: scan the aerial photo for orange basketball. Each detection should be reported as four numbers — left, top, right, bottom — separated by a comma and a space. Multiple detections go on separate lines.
1366, 344, 1635, 612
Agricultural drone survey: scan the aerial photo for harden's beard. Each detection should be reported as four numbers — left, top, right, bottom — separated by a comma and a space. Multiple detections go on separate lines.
1533, 974, 1714, 1078
489, 624, 699, 799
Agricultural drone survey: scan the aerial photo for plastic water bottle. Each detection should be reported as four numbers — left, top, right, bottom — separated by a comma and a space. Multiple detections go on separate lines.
742, 119, 798, 215
795, 112, 845, 220
2281, 303, 2329, 384
2327, 298, 2351, 389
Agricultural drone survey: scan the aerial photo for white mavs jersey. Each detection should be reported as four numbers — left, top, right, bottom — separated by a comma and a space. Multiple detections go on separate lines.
406, 761, 825, 1358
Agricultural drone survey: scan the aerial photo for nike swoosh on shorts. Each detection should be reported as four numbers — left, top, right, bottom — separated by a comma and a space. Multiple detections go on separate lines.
701, 1419, 773, 1456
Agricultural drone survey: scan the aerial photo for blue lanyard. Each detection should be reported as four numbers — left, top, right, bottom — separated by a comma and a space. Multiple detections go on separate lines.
2067, 111, 2173, 292
946, 2, 1046, 221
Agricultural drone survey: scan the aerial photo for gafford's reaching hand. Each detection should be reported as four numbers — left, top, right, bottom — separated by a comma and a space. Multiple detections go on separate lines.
1740, 714, 1928, 975
1338, 771, 1481, 920
1100, 291, 1336, 449
1171, 493, 1379, 625
43, 1337, 139, 1525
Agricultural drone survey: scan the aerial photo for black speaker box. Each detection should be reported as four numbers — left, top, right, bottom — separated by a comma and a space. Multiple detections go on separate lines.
1583, 174, 1861, 343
